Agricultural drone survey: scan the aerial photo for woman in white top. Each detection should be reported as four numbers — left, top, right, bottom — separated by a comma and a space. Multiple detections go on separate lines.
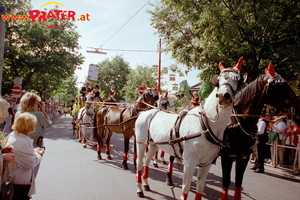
5, 112, 45, 199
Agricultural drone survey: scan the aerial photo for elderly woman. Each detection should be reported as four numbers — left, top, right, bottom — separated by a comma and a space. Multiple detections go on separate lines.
16, 92, 52, 176
5, 112, 44, 199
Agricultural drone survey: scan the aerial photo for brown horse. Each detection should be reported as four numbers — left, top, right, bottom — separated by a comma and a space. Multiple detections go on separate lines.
93, 88, 158, 170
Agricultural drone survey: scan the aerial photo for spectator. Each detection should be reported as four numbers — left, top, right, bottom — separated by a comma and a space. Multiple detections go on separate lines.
5, 112, 45, 200
270, 115, 288, 166
190, 92, 200, 107
3, 98, 15, 134
0, 96, 15, 182
178, 93, 190, 110
250, 113, 271, 173
16, 92, 52, 177
80, 82, 91, 103
92, 85, 101, 101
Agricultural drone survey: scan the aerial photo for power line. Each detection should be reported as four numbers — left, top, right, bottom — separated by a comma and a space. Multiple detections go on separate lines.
98, 0, 150, 48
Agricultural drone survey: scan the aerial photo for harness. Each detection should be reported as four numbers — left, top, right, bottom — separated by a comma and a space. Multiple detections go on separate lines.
145, 108, 228, 166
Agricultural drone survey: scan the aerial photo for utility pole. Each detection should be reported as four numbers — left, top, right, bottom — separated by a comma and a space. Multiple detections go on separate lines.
0, 6, 6, 95
157, 38, 162, 95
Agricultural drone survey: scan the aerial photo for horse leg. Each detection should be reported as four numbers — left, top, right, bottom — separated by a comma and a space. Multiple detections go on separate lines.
233, 155, 250, 200
181, 157, 198, 200
81, 125, 87, 148
136, 143, 147, 198
133, 135, 137, 169
166, 155, 175, 186
160, 151, 167, 165
220, 154, 234, 200
122, 133, 131, 170
153, 151, 159, 168
96, 127, 104, 160
195, 164, 212, 200
142, 144, 159, 191
106, 131, 113, 160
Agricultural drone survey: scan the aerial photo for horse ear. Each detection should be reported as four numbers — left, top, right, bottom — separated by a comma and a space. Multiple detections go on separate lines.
238, 73, 248, 88
219, 62, 225, 71
210, 75, 219, 87
234, 57, 244, 70
265, 63, 277, 77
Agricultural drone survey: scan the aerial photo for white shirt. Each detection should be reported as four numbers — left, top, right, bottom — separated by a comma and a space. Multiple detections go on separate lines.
256, 118, 266, 135
273, 121, 287, 140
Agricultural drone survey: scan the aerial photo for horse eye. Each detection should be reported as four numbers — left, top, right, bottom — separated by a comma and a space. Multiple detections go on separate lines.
223, 72, 229, 79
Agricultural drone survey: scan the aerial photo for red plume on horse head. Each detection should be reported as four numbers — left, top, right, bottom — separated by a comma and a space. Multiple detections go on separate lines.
219, 57, 244, 71
164, 92, 168, 97
265, 63, 277, 77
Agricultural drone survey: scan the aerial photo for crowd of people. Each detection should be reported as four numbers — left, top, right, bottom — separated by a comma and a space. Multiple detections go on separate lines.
251, 113, 300, 174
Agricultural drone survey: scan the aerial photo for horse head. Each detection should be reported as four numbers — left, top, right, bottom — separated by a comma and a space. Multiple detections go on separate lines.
210, 57, 244, 108
263, 63, 300, 122
142, 88, 159, 106
157, 92, 169, 110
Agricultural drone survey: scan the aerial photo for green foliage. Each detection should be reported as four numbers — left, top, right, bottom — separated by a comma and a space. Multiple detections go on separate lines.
1, 1, 84, 96
52, 76, 78, 104
149, 0, 300, 83
96, 55, 131, 101
122, 65, 157, 101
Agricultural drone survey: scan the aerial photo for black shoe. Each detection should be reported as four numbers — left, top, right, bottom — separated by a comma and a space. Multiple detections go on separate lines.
254, 169, 264, 173
250, 166, 257, 170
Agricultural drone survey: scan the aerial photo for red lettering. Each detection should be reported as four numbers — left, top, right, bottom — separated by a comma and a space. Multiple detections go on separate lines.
46, 10, 57, 20
53, 10, 63, 20
10, 15, 19, 21
68, 11, 76, 21
18, 15, 29, 21
1, 15, 11, 21
61, 10, 68, 20
28, 10, 40, 22
38, 11, 47, 22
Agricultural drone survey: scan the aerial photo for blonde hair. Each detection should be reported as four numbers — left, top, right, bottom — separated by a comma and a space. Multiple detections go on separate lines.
193, 92, 199, 97
0, 96, 10, 118
12, 112, 37, 135
19, 92, 41, 113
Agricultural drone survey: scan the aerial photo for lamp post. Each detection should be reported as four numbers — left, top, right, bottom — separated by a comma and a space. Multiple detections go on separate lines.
0, 6, 6, 95
157, 39, 162, 95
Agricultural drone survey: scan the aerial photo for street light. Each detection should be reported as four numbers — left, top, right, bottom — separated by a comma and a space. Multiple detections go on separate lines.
86, 50, 107, 54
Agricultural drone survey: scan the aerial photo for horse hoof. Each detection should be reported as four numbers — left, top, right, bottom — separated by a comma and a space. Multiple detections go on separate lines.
78, 139, 82, 143
166, 178, 174, 186
107, 155, 112, 160
153, 163, 158, 168
143, 185, 151, 191
98, 155, 102, 160
83, 145, 86, 148
122, 163, 129, 170
137, 191, 144, 198
162, 161, 167, 165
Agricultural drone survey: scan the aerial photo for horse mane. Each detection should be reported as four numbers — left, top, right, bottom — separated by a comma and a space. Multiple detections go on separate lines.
233, 75, 267, 111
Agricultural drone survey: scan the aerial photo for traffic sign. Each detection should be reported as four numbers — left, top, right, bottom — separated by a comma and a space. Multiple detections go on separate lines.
12, 85, 21, 95
138, 87, 145, 95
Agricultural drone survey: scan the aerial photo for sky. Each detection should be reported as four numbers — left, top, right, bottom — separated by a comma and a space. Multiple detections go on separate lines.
30, 0, 202, 91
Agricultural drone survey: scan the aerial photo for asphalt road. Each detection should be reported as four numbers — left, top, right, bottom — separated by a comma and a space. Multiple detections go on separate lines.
31, 115, 300, 200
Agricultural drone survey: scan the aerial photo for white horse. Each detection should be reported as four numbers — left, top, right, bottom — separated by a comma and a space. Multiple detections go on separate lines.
135, 57, 244, 199
77, 93, 95, 148
157, 92, 176, 112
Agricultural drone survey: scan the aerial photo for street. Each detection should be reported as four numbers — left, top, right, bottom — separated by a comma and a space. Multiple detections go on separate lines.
32, 115, 300, 200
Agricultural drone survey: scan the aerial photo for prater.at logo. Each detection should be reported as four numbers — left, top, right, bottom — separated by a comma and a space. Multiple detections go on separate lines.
1, 1, 90, 28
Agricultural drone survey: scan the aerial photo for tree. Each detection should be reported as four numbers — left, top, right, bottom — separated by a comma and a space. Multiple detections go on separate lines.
122, 65, 157, 101
149, 0, 300, 83
96, 55, 131, 101
52, 75, 78, 104
1, 1, 84, 97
